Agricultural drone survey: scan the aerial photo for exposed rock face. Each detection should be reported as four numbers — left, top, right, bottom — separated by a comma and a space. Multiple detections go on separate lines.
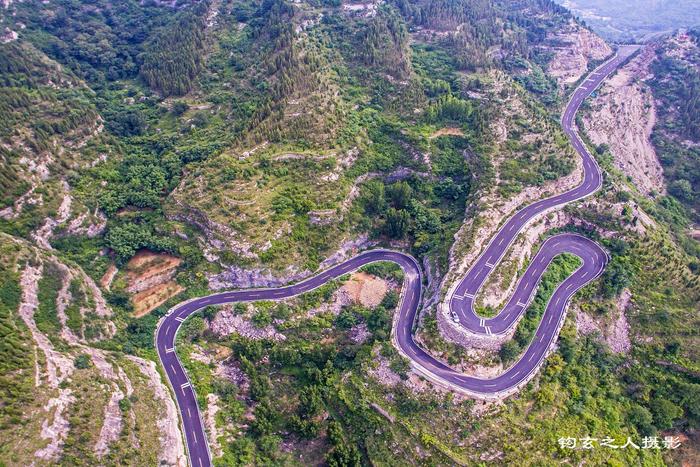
1, 27, 18, 43
32, 180, 72, 250
34, 388, 76, 461
545, 19, 612, 88
575, 289, 632, 354
607, 289, 632, 354
582, 45, 665, 195
204, 393, 223, 458
94, 386, 125, 458
18, 263, 76, 461
210, 304, 286, 341
5, 234, 184, 463
65, 208, 107, 238
19, 264, 74, 388
208, 264, 309, 290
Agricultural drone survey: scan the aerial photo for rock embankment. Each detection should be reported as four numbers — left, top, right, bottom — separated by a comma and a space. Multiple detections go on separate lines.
582, 45, 665, 195
575, 288, 632, 354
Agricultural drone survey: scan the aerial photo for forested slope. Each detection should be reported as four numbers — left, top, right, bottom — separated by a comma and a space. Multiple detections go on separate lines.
649, 29, 700, 219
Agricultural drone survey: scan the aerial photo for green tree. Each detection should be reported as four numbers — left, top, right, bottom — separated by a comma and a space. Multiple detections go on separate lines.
499, 340, 520, 364
649, 398, 683, 430
107, 109, 146, 137
252, 309, 272, 328
73, 354, 91, 369
380, 290, 399, 310
361, 180, 386, 214
669, 179, 694, 202
627, 404, 656, 435
250, 399, 276, 437
388, 181, 413, 209
326, 420, 361, 467
228, 437, 255, 465
171, 100, 189, 116
367, 306, 390, 338
601, 257, 632, 298
140, 10, 207, 96
181, 316, 205, 341
335, 308, 357, 330
384, 208, 410, 238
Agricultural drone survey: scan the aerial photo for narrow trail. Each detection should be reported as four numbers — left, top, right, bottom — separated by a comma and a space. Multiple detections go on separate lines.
156, 45, 640, 467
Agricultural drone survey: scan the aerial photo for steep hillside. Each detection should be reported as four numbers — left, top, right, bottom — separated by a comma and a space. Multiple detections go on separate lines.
0, 234, 186, 465
582, 44, 665, 196
164, 0, 597, 281
648, 30, 700, 220
543, 18, 612, 88
581, 30, 700, 229
0, 41, 107, 240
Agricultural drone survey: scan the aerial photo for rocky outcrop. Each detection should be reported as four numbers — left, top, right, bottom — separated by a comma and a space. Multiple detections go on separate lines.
207, 235, 376, 290
545, 19, 612, 88
65, 208, 107, 238
94, 384, 125, 458
575, 289, 632, 354
210, 304, 286, 341
19, 264, 74, 388
34, 388, 76, 461
204, 393, 223, 458
208, 263, 309, 290
1, 27, 18, 43
168, 198, 259, 261
19, 263, 76, 461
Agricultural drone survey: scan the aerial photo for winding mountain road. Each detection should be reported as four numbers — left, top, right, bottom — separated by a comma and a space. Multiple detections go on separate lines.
156, 45, 639, 467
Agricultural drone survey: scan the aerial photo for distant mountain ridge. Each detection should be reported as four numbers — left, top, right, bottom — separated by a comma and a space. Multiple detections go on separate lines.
555, 0, 700, 41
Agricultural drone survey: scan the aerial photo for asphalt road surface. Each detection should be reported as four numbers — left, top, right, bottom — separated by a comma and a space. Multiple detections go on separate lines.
156, 45, 639, 467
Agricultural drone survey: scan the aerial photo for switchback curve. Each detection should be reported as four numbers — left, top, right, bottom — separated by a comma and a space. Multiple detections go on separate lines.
155, 45, 640, 467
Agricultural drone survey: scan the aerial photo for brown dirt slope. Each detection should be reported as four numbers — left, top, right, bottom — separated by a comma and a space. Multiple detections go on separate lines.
123, 250, 184, 317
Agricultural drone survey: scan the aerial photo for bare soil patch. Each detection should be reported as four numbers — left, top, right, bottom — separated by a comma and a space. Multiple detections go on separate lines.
125, 250, 181, 291
341, 272, 387, 308
124, 250, 183, 317
429, 127, 464, 139
132, 282, 185, 318
100, 264, 117, 290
